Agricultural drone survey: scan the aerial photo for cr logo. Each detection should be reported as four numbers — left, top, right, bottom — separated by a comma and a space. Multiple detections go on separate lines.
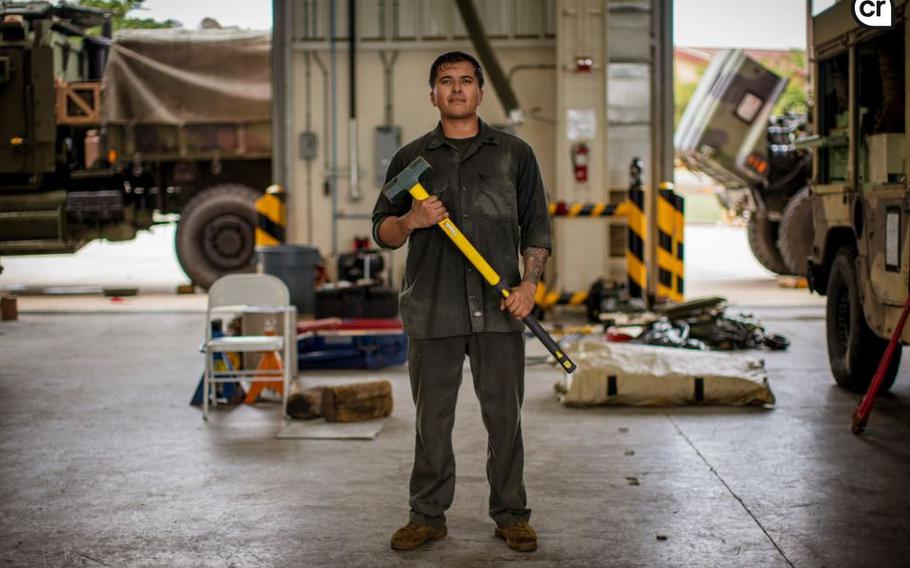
852, 0, 893, 27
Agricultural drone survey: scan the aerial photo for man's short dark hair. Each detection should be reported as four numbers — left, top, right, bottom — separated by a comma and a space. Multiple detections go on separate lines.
428, 51, 484, 89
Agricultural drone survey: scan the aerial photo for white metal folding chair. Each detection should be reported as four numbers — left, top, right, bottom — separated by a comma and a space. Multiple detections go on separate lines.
202, 273, 295, 420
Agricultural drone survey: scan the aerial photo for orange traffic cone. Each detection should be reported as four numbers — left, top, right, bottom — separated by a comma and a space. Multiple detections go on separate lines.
244, 323, 286, 404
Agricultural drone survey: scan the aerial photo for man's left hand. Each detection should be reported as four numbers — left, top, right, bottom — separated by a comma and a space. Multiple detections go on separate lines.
500, 281, 537, 320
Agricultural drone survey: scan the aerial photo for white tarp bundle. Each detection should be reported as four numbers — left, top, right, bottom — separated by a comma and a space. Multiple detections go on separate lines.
557, 341, 775, 407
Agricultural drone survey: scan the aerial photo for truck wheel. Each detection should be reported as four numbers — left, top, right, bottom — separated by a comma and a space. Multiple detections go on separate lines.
825, 247, 901, 393
777, 187, 813, 276
747, 213, 789, 275
176, 184, 259, 289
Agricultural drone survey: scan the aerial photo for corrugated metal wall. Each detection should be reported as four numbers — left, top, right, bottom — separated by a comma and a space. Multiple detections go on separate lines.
291, 0, 556, 42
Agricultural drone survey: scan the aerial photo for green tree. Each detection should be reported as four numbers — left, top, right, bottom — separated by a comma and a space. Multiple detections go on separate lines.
674, 79, 699, 126
772, 80, 808, 115
758, 50, 809, 115
77, 0, 180, 30
674, 61, 706, 126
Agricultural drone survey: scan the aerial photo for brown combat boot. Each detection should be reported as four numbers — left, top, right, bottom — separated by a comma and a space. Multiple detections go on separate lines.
495, 520, 538, 552
390, 522, 447, 551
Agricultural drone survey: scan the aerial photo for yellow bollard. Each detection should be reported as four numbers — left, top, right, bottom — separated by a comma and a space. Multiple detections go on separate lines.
656, 182, 684, 302
626, 160, 647, 301
255, 184, 287, 247
672, 190, 685, 300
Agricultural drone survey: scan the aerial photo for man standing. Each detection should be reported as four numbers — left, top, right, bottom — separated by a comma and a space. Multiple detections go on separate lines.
371, 51, 551, 553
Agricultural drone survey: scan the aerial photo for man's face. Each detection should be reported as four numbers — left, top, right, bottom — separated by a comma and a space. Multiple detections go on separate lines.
430, 60, 483, 120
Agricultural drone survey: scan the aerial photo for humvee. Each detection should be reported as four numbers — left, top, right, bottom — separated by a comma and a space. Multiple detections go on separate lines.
806, 0, 908, 392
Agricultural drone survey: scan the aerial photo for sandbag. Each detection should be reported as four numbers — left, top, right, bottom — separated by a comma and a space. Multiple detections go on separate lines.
558, 341, 775, 407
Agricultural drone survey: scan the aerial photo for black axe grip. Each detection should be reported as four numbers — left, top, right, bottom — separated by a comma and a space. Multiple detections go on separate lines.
494, 282, 577, 374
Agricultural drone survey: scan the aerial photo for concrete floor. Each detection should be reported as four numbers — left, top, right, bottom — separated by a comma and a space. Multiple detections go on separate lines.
1, 307, 909, 567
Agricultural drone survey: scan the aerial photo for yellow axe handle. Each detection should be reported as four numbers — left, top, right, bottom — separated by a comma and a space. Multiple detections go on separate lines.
408, 182, 577, 373
409, 182, 502, 288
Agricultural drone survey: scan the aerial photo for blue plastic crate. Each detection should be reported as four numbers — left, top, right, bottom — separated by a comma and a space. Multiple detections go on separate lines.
297, 332, 408, 370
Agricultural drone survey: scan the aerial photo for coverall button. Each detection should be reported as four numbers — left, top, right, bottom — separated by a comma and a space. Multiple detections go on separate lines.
472, 310, 482, 318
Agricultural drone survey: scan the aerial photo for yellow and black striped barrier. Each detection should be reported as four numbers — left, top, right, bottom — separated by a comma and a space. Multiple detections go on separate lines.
534, 283, 588, 310
544, 159, 648, 303
548, 201, 630, 218
542, 160, 683, 306
255, 184, 287, 247
626, 159, 647, 301
656, 182, 685, 302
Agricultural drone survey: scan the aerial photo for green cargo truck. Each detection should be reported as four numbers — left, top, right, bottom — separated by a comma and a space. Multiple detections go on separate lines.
0, 1, 271, 288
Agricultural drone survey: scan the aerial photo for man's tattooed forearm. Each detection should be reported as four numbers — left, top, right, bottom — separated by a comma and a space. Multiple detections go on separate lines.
522, 246, 550, 284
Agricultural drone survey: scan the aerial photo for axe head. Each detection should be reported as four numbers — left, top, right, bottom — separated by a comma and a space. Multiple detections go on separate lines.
382, 156, 432, 201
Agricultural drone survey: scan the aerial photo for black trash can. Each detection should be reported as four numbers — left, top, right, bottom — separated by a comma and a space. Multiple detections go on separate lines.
257, 245, 321, 315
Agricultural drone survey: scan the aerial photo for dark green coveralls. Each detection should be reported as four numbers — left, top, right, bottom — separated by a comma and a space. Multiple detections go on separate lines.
371, 119, 552, 529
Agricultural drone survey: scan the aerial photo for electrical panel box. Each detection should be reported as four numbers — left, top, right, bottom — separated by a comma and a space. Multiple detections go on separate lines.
374, 126, 401, 186
299, 131, 318, 162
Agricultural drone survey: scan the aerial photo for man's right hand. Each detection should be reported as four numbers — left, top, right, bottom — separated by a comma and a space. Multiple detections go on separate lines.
405, 196, 448, 230
376, 196, 448, 249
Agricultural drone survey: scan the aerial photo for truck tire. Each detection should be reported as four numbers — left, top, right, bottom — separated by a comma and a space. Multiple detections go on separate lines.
176, 184, 259, 289
825, 246, 901, 393
777, 187, 813, 276
747, 213, 789, 275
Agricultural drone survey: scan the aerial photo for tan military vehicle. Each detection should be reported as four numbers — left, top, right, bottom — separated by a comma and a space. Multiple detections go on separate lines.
806, 0, 908, 392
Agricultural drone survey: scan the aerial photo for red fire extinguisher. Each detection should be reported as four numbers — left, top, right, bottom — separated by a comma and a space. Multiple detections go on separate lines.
572, 142, 589, 183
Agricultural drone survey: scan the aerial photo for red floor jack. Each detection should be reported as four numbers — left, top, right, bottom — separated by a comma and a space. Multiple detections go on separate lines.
851, 296, 910, 435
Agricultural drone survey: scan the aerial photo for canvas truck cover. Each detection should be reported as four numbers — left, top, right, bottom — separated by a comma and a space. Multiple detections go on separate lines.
102, 28, 271, 125
674, 49, 787, 190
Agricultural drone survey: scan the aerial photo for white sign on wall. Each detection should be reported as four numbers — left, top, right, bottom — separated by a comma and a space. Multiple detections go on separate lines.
566, 108, 597, 141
